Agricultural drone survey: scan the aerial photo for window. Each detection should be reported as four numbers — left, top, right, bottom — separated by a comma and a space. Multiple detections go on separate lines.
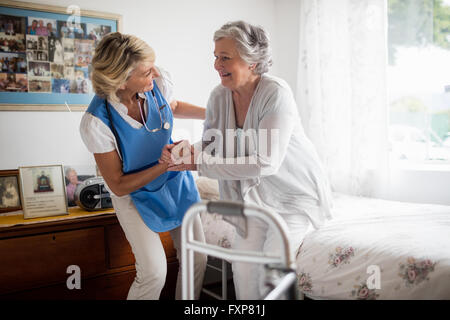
388, 0, 450, 164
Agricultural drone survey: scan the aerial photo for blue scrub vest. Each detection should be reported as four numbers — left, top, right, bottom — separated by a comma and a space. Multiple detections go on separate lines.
86, 82, 200, 232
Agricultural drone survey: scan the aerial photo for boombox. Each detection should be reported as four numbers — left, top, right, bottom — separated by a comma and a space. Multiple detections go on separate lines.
74, 177, 113, 211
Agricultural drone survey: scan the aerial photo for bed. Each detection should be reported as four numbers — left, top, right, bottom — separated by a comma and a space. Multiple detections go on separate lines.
195, 177, 450, 300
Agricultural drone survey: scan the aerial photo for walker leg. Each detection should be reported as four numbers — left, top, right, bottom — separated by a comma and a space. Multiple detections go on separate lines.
222, 259, 227, 300
188, 249, 194, 299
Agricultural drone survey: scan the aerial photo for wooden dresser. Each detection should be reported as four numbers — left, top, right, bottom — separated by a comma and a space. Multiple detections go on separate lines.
0, 212, 178, 300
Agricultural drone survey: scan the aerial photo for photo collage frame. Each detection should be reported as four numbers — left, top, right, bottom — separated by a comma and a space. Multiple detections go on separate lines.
0, 1, 121, 110
0, 15, 111, 94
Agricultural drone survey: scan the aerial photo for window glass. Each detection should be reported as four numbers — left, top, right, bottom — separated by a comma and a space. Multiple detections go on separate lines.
388, 0, 450, 163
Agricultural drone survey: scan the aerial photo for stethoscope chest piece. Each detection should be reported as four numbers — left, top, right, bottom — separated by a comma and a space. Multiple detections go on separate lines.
135, 90, 171, 133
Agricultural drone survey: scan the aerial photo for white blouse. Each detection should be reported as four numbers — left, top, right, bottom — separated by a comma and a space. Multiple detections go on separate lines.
196, 74, 333, 229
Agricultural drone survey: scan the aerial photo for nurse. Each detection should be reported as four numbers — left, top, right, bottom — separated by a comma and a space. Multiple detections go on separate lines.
163, 21, 333, 299
79, 32, 207, 300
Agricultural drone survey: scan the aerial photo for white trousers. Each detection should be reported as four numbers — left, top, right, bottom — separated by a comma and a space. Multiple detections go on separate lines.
112, 197, 207, 300
232, 213, 311, 300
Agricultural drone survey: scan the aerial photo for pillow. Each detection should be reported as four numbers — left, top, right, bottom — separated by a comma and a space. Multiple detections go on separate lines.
195, 176, 220, 201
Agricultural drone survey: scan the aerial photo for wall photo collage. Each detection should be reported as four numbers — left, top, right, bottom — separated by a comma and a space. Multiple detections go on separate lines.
0, 13, 111, 94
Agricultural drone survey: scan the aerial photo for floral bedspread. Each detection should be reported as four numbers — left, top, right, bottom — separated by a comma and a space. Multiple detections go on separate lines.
195, 178, 450, 299
296, 193, 450, 300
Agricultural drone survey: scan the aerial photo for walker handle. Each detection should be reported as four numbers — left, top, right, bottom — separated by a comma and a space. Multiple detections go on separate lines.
206, 200, 245, 217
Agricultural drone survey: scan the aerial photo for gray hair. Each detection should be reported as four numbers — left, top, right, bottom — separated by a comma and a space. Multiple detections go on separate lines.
214, 21, 272, 75
64, 167, 76, 178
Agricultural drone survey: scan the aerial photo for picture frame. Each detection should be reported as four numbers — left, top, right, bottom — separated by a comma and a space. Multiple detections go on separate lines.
0, 0, 122, 111
0, 169, 22, 214
63, 165, 96, 207
19, 164, 69, 219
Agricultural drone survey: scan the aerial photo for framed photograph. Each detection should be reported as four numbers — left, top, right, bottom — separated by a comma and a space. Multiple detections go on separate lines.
63, 165, 96, 207
0, 169, 22, 214
0, 0, 122, 111
19, 164, 69, 219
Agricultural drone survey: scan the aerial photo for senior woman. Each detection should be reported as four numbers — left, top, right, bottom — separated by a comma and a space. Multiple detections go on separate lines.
79, 32, 207, 300
163, 21, 333, 299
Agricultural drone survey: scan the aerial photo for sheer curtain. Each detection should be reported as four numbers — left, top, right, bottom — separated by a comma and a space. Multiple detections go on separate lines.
296, 0, 389, 197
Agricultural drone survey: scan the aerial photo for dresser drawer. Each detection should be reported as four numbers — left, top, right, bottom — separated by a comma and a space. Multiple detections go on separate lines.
159, 232, 177, 263
0, 270, 136, 300
106, 224, 135, 269
106, 224, 177, 269
0, 227, 106, 294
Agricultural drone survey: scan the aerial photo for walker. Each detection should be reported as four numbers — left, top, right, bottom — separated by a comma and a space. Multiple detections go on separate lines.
181, 200, 299, 300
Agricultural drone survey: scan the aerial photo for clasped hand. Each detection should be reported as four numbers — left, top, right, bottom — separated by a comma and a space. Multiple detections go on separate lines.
158, 140, 197, 171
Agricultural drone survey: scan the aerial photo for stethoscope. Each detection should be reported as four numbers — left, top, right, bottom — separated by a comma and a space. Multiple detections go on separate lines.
137, 90, 171, 132
104, 89, 171, 159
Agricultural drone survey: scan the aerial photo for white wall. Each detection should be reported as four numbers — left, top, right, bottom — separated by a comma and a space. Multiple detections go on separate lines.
272, 0, 301, 95
0, 0, 281, 172
3, 0, 447, 205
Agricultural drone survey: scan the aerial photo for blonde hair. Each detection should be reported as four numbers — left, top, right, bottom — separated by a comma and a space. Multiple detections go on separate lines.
91, 32, 155, 103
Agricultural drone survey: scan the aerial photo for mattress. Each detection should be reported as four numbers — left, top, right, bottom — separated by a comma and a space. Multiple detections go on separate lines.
195, 177, 450, 300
